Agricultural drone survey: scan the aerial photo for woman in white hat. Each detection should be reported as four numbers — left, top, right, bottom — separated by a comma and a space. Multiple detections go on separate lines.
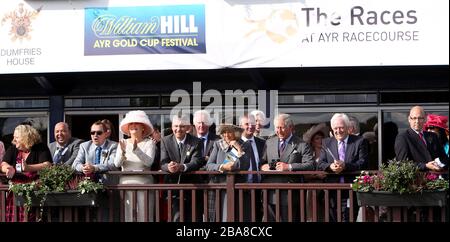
114, 110, 156, 222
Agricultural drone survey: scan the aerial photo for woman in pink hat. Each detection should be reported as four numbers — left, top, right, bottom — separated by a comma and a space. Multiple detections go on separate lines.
424, 114, 449, 157
114, 110, 157, 222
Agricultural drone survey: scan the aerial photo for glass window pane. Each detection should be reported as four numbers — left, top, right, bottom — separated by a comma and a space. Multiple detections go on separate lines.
0, 116, 48, 151
289, 112, 378, 169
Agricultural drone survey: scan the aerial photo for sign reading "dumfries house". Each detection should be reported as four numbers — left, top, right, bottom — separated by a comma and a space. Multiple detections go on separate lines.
84, 5, 206, 55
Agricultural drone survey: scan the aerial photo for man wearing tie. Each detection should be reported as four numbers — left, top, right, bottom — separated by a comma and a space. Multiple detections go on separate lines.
193, 110, 220, 221
160, 115, 203, 222
240, 114, 265, 221
71, 120, 118, 221
193, 110, 220, 162
49, 122, 82, 166
395, 106, 448, 171
72, 121, 118, 181
318, 113, 368, 222
260, 113, 315, 222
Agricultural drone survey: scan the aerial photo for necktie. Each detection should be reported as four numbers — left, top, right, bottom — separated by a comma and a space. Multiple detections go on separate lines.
248, 140, 259, 183
53, 147, 64, 164
201, 137, 206, 157
419, 132, 427, 146
338, 141, 346, 161
95, 146, 102, 164
178, 142, 183, 155
338, 141, 346, 183
279, 139, 286, 156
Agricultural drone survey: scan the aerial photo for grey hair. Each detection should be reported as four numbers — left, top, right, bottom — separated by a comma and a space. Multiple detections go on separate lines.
239, 114, 256, 126
250, 110, 267, 125
348, 116, 360, 134
330, 113, 350, 128
274, 113, 294, 128
172, 115, 191, 125
193, 110, 213, 126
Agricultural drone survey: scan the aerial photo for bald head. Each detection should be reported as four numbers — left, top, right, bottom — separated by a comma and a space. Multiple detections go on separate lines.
54, 122, 71, 146
408, 106, 426, 132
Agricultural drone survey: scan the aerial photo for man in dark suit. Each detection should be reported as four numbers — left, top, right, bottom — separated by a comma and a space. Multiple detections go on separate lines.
260, 113, 315, 222
193, 110, 220, 221
395, 106, 448, 171
395, 106, 448, 221
318, 113, 369, 222
239, 114, 266, 222
193, 110, 220, 162
160, 115, 203, 222
49, 122, 83, 166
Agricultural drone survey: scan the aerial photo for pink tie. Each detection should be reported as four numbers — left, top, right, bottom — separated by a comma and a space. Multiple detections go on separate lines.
338, 141, 346, 161
419, 132, 427, 146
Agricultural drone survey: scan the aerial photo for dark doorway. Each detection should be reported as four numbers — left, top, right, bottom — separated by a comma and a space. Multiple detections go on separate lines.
65, 114, 119, 142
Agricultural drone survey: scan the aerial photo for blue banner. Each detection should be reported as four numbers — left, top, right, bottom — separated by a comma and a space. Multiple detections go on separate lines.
84, 5, 206, 55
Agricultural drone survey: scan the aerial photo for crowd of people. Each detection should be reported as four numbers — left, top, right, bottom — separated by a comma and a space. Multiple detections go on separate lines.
1, 105, 448, 222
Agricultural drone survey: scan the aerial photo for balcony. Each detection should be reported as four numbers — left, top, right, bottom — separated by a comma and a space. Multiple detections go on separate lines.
0, 171, 447, 222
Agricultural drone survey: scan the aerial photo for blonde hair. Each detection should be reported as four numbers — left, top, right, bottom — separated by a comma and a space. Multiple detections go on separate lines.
13, 125, 42, 150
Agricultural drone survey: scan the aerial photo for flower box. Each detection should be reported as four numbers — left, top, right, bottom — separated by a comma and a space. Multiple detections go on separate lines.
356, 190, 447, 207
15, 190, 101, 207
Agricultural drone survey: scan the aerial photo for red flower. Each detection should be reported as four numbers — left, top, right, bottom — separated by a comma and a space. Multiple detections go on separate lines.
426, 173, 438, 181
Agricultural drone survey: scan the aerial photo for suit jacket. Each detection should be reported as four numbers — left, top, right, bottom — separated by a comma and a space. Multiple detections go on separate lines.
261, 135, 315, 183
395, 129, 448, 171
206, 139, 251, 183
197, 132, 220, 167
260, 135, 314, 205
248, 136, 266, 163
71, 139, 118, 173
49, 137, 83, 166
160, 133, 203, 184
240, 136, 266, 174
318, 135, 369, 183
204, 133, 220, 158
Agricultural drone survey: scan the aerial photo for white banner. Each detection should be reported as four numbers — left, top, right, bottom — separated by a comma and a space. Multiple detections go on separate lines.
0, 0, 448, 74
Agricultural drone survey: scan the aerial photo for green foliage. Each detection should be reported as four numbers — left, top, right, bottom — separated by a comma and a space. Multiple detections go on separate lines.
8, 165, 103, 214
424, 173, 449, 190
351, 171, 382, 192
38, 165, 74, 192
380, 160, 419, 194
77, 177, 104, 194
352, 159, 449, 194
8, 181, 41, 211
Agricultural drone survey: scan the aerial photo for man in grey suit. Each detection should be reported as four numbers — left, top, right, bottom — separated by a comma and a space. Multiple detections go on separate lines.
160, 115, 203, 222
260, 113, 315, 222
49, 122, 82, 166
71, 120, 118, 221
72, 120, 118, 182
318, 113, 369, 222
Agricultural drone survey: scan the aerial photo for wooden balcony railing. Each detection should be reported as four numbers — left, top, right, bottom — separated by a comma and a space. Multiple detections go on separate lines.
1, 171, 448, 222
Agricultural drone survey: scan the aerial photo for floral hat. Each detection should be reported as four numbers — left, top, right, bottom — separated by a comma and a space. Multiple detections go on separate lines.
120, 110, 153, 137
302, 123, 329, 143
423, 114, 448, 131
